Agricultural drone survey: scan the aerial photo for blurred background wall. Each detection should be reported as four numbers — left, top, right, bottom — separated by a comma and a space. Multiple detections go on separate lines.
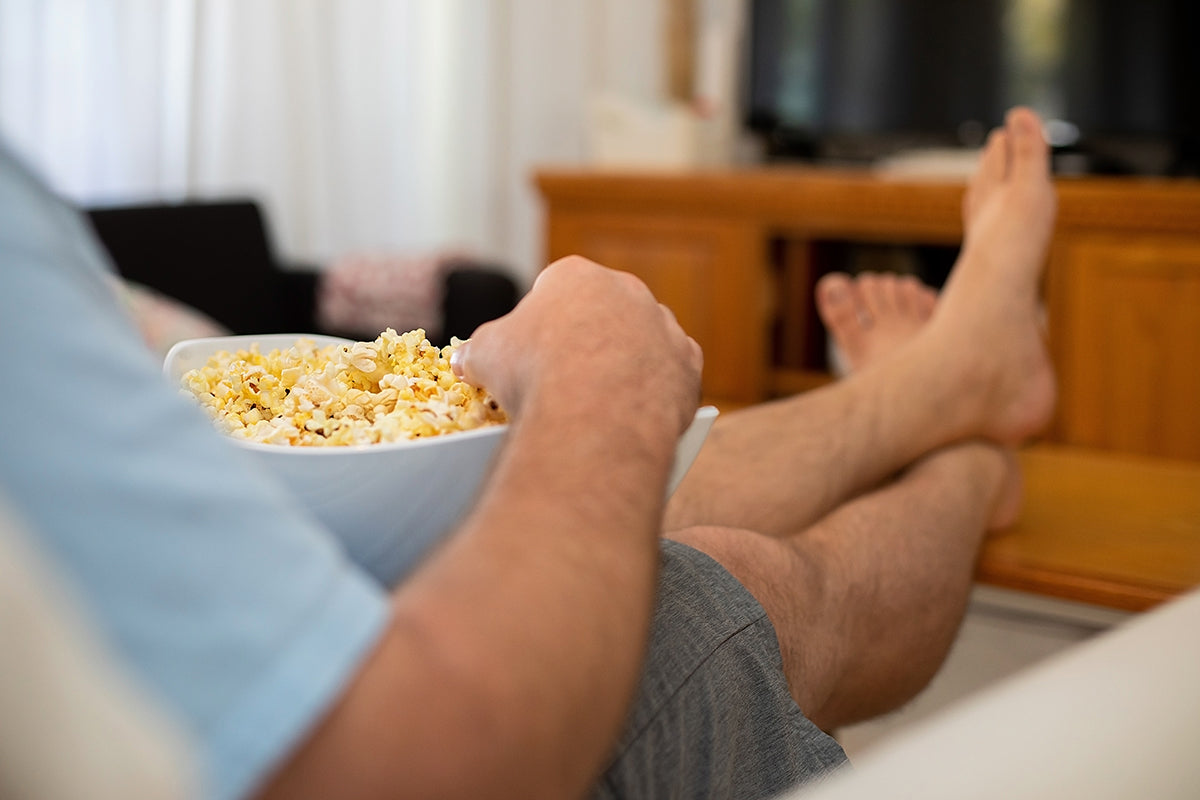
0, 0, 668, 284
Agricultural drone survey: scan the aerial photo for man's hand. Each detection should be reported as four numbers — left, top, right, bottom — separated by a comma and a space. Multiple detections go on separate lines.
451, 255, 703, 442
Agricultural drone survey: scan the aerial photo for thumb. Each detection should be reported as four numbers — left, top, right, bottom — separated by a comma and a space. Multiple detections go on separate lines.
448, 334, 523, 418
449, 340, 474, 383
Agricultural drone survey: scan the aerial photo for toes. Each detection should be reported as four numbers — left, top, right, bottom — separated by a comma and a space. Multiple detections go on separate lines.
818, 271, 938, 376
979, 127, 1009, 185
817, 272, 869, 377
916, 285, 938, 320
891, 275, 912, 315
894, 274, 933, 319
963, 107, 1052, 230
857, 272, 892, 323
815, 272, 862, 328
964, 127, 1008, 223
1006, 107, 1051, 185
816, 270, 872, 366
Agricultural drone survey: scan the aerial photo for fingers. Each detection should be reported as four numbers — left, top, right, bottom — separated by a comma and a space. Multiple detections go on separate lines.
449, 256, 703, 433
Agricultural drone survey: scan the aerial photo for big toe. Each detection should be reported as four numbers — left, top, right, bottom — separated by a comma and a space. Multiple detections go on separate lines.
816, 272, 868, 374
816, 273, 863, 331
1006, 107, 1051, 185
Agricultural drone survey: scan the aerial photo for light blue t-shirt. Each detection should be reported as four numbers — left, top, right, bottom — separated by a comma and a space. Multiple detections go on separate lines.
0, 145, 390, 800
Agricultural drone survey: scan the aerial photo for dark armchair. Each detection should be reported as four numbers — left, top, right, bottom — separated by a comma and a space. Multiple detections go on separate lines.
86, 199, 520, 346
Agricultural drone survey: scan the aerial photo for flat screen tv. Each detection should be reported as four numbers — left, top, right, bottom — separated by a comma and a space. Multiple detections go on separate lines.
743, 0, 1199, 175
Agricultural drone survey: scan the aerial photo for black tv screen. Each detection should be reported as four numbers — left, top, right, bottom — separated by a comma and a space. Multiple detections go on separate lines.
744, 0, 1200, 175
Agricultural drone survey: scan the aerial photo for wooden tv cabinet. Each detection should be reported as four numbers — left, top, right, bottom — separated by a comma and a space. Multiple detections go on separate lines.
536, 168, 1200, 611
536, 168, 1200, 461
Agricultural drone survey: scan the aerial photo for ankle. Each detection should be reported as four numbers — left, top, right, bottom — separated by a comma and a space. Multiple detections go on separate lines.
894, 325, 994, 444
907, 441, 1014, 529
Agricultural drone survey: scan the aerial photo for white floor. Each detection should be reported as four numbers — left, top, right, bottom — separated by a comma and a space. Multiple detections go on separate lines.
835, 586, 1133, 759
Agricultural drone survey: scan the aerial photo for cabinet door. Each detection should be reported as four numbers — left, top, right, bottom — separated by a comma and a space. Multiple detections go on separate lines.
545, 212, 768, 403
1056, 235, 1200, 459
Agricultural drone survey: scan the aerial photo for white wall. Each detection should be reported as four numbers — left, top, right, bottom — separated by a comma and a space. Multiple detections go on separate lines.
497, 0, 667, 285
0, 1, 670, 285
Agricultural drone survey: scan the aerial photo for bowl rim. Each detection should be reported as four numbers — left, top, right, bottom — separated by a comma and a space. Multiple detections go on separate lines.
165, 333, 509, 456
226, 421, 509, 455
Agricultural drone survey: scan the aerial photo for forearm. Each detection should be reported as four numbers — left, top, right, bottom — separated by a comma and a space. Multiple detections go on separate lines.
258, 256, 702, 799
259, 395, 679, 800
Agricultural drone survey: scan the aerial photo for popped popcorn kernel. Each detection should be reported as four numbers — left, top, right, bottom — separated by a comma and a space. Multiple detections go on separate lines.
179, 329, 507, 446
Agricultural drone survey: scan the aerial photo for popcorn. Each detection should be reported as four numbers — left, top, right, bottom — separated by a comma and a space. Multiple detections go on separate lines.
180, 329, 506, 446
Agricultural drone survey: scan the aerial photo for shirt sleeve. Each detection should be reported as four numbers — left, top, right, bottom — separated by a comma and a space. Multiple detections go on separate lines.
0, 144, 390, 800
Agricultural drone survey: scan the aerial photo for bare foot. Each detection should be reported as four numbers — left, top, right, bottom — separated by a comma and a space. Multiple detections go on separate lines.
816, 270, 1023, 530
919, 106, 1058, 446
816, 271, 937, 375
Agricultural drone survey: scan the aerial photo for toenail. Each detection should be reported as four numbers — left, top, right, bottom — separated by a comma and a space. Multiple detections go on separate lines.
1011, 110, 1039, 137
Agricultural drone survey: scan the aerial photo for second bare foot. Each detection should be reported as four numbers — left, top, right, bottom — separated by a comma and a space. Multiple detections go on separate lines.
816, 271, 937, 375
919, 107, 1059, 447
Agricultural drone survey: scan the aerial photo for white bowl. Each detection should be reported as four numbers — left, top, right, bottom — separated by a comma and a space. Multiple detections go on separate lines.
165, 334, 718, 585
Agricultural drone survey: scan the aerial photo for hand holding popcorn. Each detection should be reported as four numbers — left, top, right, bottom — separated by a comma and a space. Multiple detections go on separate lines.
451, 255, 703, 440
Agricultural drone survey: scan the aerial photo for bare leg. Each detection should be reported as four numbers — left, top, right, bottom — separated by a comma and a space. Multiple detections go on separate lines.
670, 438, 1016, 731
813, 268, 1025, 532
664, 110, 1052, 730
670, 237, 1024, 733
665, 108, 1056, 536
670, 289, 1024, 730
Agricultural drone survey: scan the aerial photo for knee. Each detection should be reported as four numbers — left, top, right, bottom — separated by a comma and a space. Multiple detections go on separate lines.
664, 527, 838, 719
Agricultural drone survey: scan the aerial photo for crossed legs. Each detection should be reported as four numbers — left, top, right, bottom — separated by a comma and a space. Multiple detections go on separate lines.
664, 108, 1057, 731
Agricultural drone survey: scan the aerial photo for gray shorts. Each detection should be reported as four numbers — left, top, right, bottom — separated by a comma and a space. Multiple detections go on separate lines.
592, 539, 849, 800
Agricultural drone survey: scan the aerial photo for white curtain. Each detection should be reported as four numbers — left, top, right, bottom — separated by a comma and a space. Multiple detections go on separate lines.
0, 0, 664, 281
